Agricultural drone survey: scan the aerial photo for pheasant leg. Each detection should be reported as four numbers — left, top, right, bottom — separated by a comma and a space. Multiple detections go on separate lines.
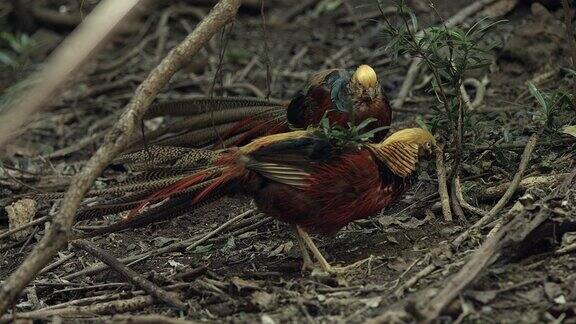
296, 226, 373, 274
293, 226, 314, 271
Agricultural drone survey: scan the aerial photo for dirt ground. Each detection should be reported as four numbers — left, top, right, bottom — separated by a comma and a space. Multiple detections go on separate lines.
1, 0, 576, 323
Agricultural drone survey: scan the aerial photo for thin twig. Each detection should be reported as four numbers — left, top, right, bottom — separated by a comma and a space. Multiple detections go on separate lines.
17, 226, 39, 254
0, 0, 241, 315
452, 132, 540, 248
62, 209, 256, 280
435, 145, 453, 222
260, 0, 272, 99
110, 315, 199, 324
71, 240, 187, 310
170, 265, 208, 281
393, 0, 499, 109
185, 209, 255, 251
453, 176, 486, 217
39, 253, 76, 275
45, 129, 108, 159
562, 0, 576, 65
394, 264, 437, 297
0, 216, 48, 241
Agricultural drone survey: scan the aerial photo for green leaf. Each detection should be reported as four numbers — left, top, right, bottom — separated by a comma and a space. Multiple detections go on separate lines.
355, 117, 377, 131
190, 244, 213, 254
359, 126, 390, 141
563, 68, 576, 77
415, 115, 429, 132
0, 52, 15, 66
562, 125, 576, 138
409, 10, 418, 31
527, 81, 548, 111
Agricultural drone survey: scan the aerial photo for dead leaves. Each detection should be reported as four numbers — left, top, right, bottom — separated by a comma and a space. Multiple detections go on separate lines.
5, 198, 36, 240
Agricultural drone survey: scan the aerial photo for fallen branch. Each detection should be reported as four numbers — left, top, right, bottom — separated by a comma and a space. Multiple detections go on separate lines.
435, 145, 453, 222
0, 216, 48, 241
416, 210, 517, 322
415, 169, 576, 322
0, 0, 241, 315
0, 0, 144, 148
477, 173, 569, 201
71, 240, 187, 310
453, 176, 486, 217
452, 132, 540, 248
38, 282, 190, 311
459, 137, 574, 153
2, 295, 154, 322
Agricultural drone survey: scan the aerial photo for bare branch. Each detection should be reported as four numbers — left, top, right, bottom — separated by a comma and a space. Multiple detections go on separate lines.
0, 0, 241, 315
0, 0, 145, 148
435, 145, 453, 222
452, 132, 540, 248
71, 240, 187, 310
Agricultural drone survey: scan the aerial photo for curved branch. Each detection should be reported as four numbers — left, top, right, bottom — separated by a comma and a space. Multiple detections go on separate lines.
0, 0, 144, 149
0, 0, 241, 315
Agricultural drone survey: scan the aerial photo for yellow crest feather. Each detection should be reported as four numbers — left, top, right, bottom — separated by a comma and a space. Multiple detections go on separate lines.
367, 128, 435, 177
352, 65, 378, 89
381, 128, 435, 146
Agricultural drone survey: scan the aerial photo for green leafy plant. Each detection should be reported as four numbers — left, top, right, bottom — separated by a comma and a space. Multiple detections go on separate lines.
527, 81, 575, 128
380, 1, 502, 134
313, 112, 389, 146
378, 0, 503, 178
0, 31, 35, 69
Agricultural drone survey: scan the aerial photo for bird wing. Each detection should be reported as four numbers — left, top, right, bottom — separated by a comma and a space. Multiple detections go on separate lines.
246, 162, 310, 188
286, 69, 350, 128
244, 134, 337, 188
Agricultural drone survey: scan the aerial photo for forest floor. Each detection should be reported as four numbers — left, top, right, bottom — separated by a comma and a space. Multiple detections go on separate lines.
1, 0, 576, 323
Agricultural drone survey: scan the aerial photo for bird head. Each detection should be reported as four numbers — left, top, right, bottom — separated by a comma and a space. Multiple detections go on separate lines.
368, 128, 436, 178
382, 128, 436, 157
348, 65, 381, 102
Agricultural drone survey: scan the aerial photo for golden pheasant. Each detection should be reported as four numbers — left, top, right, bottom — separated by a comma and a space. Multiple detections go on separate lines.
84, 128, 435, 273
128, 64, 391, 150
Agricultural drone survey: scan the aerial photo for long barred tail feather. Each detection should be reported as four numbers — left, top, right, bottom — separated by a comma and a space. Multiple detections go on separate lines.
75, 178, 219, 222
213, 115, 288, 149
130, 105, 284, 150
127, 167, 223, 219
125, 96, 287, 151
80, 183, 226, 237
144, 96, 283, 119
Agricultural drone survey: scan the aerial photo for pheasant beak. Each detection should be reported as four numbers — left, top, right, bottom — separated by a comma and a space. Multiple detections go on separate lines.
352, 65, 379, 102
366, 87, 378, 101
421, 142, 435, 158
